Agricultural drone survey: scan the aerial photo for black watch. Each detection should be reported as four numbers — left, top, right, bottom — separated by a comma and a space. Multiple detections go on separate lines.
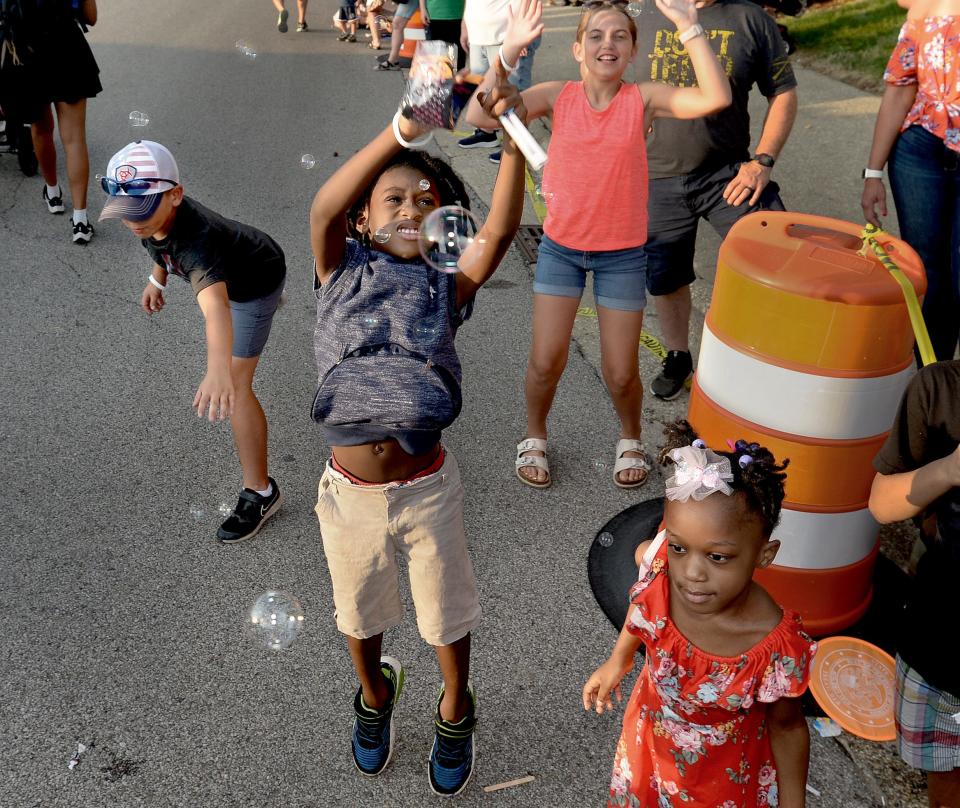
752, 152, 775, 168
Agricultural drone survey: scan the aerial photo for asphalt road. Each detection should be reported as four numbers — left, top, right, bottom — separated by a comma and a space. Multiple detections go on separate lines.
0, 2, 916, 807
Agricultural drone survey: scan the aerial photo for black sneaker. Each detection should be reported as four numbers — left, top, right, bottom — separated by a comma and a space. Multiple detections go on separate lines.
217, 477, 282, 543
457, 129, 499, 149
352, 656, 404, 776
277, 8, 289, 31
651, 350, 693, 401
488, 150, 501, 165
43, 186, 65, 214
72, 221, 94, 244
428, 685, 477, 797
296, 20, 308, 31
347, 33, 357, 42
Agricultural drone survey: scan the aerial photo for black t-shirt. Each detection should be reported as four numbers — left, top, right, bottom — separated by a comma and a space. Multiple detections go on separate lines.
874, 361, 960, 697
636, 0, 797, 179
142, 197, 286, 302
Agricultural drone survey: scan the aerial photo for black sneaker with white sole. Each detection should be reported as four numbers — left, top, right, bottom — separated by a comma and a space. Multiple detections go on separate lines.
72, 221, 94, 244
457, 129, 498, 149
277, 8, 289, 31
217, 477, 282, 543
43, 186, 65, 214
651, 350, 693, 400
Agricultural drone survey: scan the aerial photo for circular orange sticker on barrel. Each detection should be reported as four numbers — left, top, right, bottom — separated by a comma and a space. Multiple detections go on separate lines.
808, 637, 896, 741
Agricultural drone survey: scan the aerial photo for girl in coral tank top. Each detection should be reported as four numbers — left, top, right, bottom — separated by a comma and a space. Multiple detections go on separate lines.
583, 420, 817, 808
467, 0, 731, 492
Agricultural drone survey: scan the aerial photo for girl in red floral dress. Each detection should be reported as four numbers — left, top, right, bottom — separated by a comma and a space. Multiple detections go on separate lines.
584, 421, 818, 808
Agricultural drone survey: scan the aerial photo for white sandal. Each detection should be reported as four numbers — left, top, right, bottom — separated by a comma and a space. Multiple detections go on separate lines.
516, 438, 551, 489
613, 438, 652, 490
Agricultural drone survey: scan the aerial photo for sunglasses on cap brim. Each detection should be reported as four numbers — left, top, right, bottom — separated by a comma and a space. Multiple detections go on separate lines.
99, 176, 179, 196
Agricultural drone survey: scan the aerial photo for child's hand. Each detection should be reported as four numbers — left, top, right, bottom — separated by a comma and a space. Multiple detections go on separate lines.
193, 369, 235, 422
582, 656, 633, 715
479, 57, 528, 123
397, 111, 431, 141
655, 0, 698, 31
502, 0, 544, 63
141, 283, 165, 314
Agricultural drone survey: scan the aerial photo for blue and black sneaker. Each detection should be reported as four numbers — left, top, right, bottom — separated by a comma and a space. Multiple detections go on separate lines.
352, 656, 404, 776
428, 684, 477, 797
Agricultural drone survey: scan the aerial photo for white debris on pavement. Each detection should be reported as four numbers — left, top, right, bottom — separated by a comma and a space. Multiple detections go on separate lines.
812, 717, 843, 737
483, 774, 535, 793
67, 742, 88, 770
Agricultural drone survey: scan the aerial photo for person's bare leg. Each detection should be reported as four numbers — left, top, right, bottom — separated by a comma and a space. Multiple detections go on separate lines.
650, 284, 691, 353
520, 293, 580, 484
434, 633, 471, 722
53, 100, 89, 211
297, 0, 308, 23
30, 105, 58, 189
271, 0, 284, 13
927, 770, 960, 808
597, 305, 646, 485
230, 355, 270, 492
347, 634, 391, 708
387, 15, 407, 62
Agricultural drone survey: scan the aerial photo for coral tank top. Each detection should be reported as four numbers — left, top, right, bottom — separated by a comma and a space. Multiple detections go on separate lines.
542, 81, 649, 251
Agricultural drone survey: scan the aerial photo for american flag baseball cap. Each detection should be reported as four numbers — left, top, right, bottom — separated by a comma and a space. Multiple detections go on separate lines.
99, 140, 180, 222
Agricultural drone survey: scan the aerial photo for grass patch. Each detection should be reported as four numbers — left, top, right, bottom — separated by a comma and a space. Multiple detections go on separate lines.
787, 0, 905, 92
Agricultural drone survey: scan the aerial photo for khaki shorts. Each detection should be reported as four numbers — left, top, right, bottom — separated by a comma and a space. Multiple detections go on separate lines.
315, 451, 481, 646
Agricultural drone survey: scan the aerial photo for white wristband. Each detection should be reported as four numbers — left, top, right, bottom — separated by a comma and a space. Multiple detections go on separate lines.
863, 167, 884, 179
679, 23, 705, 45
148, 274, 166, 291
392, 110, 434, 150
498, 46, 518, 73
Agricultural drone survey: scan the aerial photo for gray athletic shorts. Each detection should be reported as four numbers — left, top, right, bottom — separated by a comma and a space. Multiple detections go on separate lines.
229, 282, 283, 358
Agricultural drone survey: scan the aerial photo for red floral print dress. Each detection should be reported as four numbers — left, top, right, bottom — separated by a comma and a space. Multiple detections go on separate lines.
609, 536, 817, 808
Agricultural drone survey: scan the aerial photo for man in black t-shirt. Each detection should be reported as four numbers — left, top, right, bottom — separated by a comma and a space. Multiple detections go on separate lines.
98, 140, 286, 544
870, 361, 960, 802
635, 0, 797, 400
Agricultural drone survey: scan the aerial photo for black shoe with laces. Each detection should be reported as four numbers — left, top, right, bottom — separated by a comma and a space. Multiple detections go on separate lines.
43, 186, 65, 214
651, 350, 693, 400
429, 685, 477, 797
72, 221, 94, 244
217, 477, 282, 543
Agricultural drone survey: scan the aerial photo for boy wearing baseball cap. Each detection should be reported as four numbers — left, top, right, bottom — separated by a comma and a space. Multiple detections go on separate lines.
100, 140, 286, 543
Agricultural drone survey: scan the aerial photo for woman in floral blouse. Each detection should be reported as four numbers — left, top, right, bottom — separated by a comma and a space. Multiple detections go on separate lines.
862, 0, 960, 361
583, 421, 817, 807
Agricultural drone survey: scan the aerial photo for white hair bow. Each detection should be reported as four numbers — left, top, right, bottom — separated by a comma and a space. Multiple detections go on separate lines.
665, 445, 734, 502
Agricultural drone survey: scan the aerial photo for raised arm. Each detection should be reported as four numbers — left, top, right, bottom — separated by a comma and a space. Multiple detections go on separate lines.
641, 0, 732, 120
309, 116, 427, 283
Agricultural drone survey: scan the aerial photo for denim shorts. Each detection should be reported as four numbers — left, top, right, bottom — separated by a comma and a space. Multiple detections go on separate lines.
645, 161, 784, 297
534, 234, 647, 312
337, 2, 357, 21
229, 282, 284, 358
393, 0, 416, 18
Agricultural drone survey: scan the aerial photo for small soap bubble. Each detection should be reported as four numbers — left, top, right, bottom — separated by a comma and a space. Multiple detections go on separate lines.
300, 153, 316, 170
626, 1, 643, 16
238, 42, 257, 60
593, 460, 607, 472
373, 227, 392, 244
598, 532, 615, 548
418, 179, 431, 191
414, 323, 440, 339
128, 110, 149, 127
218, 502, 233, 518
190, 505, 205, 521
249, 591, 305, 651
418, 206, 480, 274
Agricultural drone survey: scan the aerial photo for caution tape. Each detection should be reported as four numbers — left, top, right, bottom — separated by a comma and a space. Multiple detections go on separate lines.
858, 223, 936, 367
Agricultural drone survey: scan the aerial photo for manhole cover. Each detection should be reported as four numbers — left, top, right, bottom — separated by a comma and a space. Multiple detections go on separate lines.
515, 224, 543, 264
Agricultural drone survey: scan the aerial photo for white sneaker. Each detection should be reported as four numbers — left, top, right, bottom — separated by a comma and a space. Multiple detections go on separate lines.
72, 221, 94, 244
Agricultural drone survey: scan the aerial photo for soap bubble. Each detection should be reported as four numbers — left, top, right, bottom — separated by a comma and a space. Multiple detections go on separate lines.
235, 39, 247, 50
190, 505, 205, 521
301, 153, 316, 170
237, 40, 257, 60
626, 1, 644, 16
249, 591, 305, 651
218, 502, 233, 518
418, 206, 481, 274
418, 179, 431, 191
128, 110, 149, 127
593, 459, 607, 472
373, 227, 392, 244
598, 531, 614, 548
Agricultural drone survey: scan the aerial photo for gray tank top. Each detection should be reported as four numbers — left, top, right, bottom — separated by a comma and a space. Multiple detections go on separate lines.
311, 239, 471, 455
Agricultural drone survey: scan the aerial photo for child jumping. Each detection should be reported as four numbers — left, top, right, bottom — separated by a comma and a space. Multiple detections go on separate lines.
308, 67, 526, 795
583, 420, 817, 807
869, 362, 960, 807
99, 140, 285, 544
466, 0, 731, 490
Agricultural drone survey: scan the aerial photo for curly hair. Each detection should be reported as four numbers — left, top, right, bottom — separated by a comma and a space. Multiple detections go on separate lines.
659, 419, 790, 537
346, 151, 471, 243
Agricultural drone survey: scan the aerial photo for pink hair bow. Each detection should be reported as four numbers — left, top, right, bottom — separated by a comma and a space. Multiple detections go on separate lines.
665, 445, 734, 502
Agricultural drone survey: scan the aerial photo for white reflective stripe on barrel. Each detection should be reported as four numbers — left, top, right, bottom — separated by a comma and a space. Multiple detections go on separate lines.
771, 507, 878, 569
697, 323, 914, 441
405, 28, 426, 40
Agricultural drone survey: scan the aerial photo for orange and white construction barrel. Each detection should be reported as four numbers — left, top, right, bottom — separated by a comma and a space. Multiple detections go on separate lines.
687, 212, 926, 636
398, 9, 426, 63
